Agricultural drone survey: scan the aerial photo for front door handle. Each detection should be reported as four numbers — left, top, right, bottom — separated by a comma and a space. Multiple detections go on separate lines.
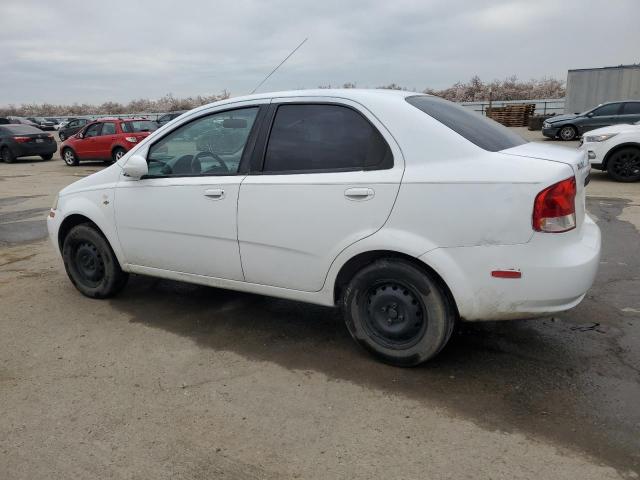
204, 188, 225, 199
344, 187, 374, 201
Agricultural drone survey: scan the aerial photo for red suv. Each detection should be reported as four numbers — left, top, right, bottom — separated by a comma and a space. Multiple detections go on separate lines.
60, 118, 157, 166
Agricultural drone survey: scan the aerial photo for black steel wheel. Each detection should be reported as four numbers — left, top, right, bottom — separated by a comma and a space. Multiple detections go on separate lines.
362, 281, 427, 349
343, 258, 456, 366
59, 132, 65, 141
607, 147, 640, 182
62, 224, 128, 298
559, 125, 577, 141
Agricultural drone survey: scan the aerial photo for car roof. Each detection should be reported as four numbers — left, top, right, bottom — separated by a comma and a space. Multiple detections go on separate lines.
187, 88, 419, 114
93, 117, 150, 122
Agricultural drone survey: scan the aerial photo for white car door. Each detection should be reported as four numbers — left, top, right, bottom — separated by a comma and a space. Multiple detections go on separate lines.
114, 103, 266, 280
238, 98, 404, 292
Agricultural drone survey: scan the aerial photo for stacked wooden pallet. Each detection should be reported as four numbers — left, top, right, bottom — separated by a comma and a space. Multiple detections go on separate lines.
487, 104, 536, 127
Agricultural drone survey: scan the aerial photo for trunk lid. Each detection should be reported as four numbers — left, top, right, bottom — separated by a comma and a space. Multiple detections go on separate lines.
501, 142, 589, 230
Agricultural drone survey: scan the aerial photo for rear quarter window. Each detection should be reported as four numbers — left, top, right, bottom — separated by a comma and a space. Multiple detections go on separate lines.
406, 95, 527, 152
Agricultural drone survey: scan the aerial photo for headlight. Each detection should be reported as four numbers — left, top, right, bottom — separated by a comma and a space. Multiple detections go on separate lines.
543, 122, 550, 128
584, 133, 618, 143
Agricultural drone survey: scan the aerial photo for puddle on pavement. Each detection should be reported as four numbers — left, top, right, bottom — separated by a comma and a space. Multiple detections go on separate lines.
100, 196, 640, 475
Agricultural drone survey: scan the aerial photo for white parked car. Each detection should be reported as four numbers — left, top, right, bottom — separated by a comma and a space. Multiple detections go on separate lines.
580, 121, 640, 182
47, 90, 601, 366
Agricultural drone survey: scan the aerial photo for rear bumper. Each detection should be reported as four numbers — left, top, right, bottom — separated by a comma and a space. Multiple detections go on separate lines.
420, 216, 601, 321
13, 142, 57, 158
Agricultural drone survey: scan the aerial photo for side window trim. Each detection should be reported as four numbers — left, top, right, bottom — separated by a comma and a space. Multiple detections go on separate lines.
141, 105, 266, 180
254, 101, 394, 175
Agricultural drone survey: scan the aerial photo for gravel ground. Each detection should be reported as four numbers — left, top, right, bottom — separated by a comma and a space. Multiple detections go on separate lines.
0, 130, 639, 479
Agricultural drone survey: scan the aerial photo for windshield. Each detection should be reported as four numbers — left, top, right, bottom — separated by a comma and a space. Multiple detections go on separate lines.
406, 95, 527, 152
121, 120, 158, 133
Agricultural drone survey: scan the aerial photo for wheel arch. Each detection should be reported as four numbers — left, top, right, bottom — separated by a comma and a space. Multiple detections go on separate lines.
58, 214, 106, 252
333, 250, 459, 317
111, 145, 127, 156
61, 145, 77, 158
602, 142, 640, 169
56, 204, 127, 268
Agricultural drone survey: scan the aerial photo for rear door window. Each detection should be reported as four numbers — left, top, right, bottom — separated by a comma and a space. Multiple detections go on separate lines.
406, 95, 527, 152
263, 104, 392, 173
622, 102, 640, 115
592, 103, 621, 116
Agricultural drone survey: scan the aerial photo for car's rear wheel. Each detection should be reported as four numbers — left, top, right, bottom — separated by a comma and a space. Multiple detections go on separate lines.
607, 147, 640, 182
112, 147, 127, 162
1, 147, 15, 163
62, 148, 79, 166
342, 259, 456, 366
62, 224, 128, 298
559, 125, 577, 141
41, 154, 53, 160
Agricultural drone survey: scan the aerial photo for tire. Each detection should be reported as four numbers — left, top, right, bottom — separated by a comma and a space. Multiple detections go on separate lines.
1, 147, 15, 163
606, 147, 640, 182
62, 148, 79, 166
559, 125, 577, 141
342, 259, 456, 366
62, 223, 128, 298
59, 132, 65, 141
112, 147, 127, 162
41, 154, 53, 160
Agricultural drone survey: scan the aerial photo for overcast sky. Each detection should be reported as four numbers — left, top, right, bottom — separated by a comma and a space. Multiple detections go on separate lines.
1, 0, 638, 105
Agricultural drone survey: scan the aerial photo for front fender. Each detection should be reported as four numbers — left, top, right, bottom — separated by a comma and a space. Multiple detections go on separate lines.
56, 189, 127, 267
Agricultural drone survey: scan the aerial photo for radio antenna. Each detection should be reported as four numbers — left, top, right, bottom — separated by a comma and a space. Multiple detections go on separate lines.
250, 37, 308, 94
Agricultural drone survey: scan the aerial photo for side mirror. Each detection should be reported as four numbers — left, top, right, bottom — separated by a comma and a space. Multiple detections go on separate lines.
122, 154, 148, 179
76, 132, 84, 139
587, 112, 595, 118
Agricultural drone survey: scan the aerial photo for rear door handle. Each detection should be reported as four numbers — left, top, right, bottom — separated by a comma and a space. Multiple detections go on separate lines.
344, 187, 374, 201
204, 188, 225, 199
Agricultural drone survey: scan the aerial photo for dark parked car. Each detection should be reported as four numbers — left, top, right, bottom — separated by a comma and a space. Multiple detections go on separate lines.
156, 110, 187, 126
58, 118, 90, 141
0, 118, 10, 125
543, 100, 640, 141
0, 124, 57, 163
7, 116, 41, 129
26, 117, 56, 131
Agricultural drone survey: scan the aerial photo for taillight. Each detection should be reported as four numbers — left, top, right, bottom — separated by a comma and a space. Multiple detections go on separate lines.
14, 136, 30, 143
533, 177, 576, 233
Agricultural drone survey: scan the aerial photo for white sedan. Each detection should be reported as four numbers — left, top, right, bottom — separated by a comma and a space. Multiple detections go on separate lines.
581, 121, 640, 182
47, 89, 601, 366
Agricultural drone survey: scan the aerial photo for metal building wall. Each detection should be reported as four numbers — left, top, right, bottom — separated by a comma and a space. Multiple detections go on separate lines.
564, 65, 640, 113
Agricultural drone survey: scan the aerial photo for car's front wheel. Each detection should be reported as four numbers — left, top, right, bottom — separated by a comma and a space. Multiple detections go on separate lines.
559, 125, 577, 141
342, 259, 456, 366
62, 224, 128, 298
62, 148, 79, 166
607, 147, 640, 182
